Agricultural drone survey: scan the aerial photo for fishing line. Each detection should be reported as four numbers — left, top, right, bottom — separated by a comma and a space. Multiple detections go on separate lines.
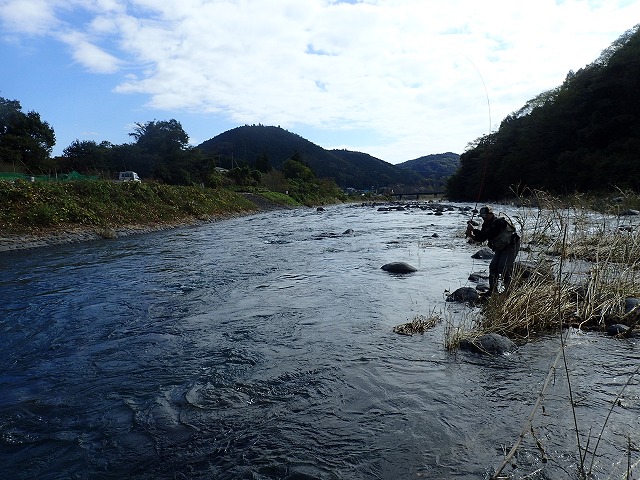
456, 51, 492, 212
450, 51, 494, 291
457, 52, 492, 137
421, 48, 495, 298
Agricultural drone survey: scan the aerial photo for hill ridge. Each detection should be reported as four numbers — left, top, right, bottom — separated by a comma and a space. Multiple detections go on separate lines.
197, 124, 459, 190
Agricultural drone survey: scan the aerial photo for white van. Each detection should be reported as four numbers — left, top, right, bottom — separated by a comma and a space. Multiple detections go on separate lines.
118, 171, 141, 182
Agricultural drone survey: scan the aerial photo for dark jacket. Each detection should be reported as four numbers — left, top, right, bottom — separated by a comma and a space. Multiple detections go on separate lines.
469, 216, 516, 251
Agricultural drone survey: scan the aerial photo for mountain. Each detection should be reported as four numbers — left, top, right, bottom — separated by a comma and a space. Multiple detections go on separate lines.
447, 24, 640, 200
397, 153, 460, 189
197, 125, 437, 190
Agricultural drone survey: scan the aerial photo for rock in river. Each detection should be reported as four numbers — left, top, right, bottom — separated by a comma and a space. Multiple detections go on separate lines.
459, 333, 517, 355
381, 262, 417, 274
446, 287, 480, 303
471, 247, 494, 259
607, 324, 631, 336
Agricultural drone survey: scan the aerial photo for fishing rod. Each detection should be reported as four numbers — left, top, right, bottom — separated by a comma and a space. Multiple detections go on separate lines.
456, 52, 495, 294
458, 53, 492, 226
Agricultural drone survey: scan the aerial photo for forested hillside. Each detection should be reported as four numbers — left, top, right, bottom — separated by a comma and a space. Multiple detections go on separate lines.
397, 153, 460, 190
447, 24, 640, 201
197, 125, 427, 190
327, 149, 425, 190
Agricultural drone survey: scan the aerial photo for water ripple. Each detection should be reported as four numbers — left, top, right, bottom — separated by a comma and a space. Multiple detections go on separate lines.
1, 204, 638, 479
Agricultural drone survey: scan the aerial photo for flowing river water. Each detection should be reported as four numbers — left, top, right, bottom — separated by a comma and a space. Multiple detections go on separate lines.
1, 203, 639, 479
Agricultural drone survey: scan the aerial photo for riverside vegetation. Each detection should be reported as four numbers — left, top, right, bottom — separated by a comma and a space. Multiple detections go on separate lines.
424, 190, 640, 479
0, 178, 345, 237
443, 190, 640, 346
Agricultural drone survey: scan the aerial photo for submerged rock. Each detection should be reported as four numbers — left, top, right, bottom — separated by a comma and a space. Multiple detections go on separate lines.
381, 262, 417, 274
619, 209, 640, 216
459, 333, 517, 355
468, 271, 488, 282
446, 287, 479, 303
607, 324, 631, 336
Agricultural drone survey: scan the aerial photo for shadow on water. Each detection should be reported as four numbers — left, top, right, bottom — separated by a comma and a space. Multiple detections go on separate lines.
1, 203, 639, 479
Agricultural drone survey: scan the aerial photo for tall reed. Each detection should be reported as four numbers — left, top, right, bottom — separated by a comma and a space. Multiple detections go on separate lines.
470, 191, 640, 340
452, 190, 640, 479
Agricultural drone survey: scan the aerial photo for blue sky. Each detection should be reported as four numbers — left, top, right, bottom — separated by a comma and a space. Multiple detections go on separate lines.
1, 0, 638, 164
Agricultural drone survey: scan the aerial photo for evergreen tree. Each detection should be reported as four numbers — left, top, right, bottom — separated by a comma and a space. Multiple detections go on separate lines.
0, 97, 55, 173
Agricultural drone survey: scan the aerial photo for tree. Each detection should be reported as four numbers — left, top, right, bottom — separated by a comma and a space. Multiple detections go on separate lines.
129, 119, 189, 156
59, 139, 111, 174
255, 151, 272, 173
107, 143, 153, 179
128, 119, 206, 185
0, 97, 55, 172
229, 166, 260, 186
282, 151, 315, 182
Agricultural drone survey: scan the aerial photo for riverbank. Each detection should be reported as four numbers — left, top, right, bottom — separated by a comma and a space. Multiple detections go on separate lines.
0, 187, 293, 253
0, 221, 221, 253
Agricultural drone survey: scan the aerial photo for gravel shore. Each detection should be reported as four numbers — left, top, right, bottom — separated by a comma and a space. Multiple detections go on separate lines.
0, 222, 213, 253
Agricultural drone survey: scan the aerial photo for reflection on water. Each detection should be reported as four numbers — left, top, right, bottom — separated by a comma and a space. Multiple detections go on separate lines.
1, 204, 639, 479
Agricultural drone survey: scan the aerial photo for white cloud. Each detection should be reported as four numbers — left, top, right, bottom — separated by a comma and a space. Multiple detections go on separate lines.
0, 0, 60, 34
1, 0, 639, 161
57, 30, 121, 73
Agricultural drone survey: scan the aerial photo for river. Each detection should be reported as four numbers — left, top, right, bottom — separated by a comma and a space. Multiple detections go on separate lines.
1, 203, 639, 479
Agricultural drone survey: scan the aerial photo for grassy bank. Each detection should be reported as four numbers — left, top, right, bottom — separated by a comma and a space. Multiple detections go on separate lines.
0, 180, 295, 234
444, 190, 640, 347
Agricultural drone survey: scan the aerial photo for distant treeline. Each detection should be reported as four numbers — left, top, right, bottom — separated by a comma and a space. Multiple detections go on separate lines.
0, 97, 457, 192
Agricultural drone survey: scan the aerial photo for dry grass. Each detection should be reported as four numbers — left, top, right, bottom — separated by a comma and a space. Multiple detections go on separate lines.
477, 190, 640, 480
446, 190, 640, 344
480, 277, 574, 340
443, 312, 483, 350
394, 313, 442, 335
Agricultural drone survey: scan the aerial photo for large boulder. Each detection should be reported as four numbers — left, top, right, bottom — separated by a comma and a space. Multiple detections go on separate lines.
459, 333, 517, 355
381, 262, 417, 274
446, 287, 480, 303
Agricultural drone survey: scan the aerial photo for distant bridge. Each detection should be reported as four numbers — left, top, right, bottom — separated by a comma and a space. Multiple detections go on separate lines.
389, 191, 446, 200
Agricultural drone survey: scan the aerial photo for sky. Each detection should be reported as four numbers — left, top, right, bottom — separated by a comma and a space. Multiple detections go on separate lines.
1, 1, 638, 164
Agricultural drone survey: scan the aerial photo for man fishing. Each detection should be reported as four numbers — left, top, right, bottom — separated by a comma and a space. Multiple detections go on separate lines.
465, 205, 520, 296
